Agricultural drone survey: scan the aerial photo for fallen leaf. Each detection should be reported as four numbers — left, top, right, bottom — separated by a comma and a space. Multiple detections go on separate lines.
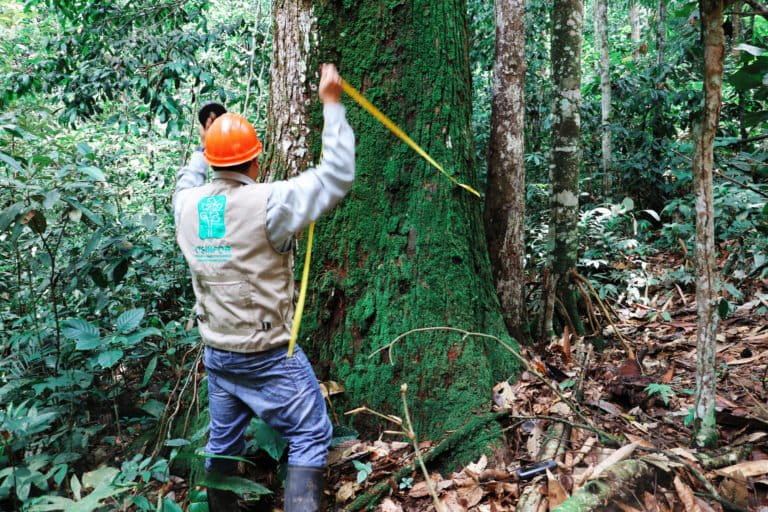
715, 460, 768, 479
526, 422, 544, 460
661, 364, 675, 384
492, 381, 516, 410
546, 469, 569, 509
718, 472, 750, 507
377, 498, 403, 512
673, 475, 702, 512
589, 443, 637, 480
642, 491, 661, 512
457, 484, 484, 508
612, 502, 644, 512
336, 480, 359, 503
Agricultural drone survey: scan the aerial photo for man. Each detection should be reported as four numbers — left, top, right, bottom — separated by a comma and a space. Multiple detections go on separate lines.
173, 63, 355, 511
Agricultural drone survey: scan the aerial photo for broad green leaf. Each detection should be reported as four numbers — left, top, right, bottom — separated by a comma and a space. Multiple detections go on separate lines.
62, 318, 101, 350
116, 308, 144, 333
247, 419, 286, 461
141, 355, 158, 387
96, 350, 123, 368
43, 190, 60, 209
162, 497, 183, 512
0, 202, 24, 230
140, 399, 166, 419
78, 166, 105, 181
0, 151, 22, 172
197, 473, 270, 496
126, 327, 161, 346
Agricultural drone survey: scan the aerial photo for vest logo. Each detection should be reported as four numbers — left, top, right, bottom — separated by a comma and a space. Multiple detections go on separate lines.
198, 195, 226, 239
195, 245, 232, 263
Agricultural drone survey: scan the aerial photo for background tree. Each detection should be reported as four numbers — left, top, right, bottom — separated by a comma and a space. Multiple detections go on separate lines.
692, 0, 726, 449
542, 0, 584, 338
485, 0, 528, 341
595, 0, 613, 197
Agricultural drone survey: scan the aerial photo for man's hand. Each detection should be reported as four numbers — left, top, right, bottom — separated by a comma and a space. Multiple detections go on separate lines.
319, 63, 342, 104
199, 114, 217, 146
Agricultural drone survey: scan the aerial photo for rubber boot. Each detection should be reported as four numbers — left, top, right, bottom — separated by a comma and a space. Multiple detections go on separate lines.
284, 465, 324, 512
207, 487, 239, 512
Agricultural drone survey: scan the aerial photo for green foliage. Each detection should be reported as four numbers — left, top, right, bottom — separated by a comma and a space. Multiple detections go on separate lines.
353, 460, 373, 484
644, 383, 675, 406
196, 472, 270, 496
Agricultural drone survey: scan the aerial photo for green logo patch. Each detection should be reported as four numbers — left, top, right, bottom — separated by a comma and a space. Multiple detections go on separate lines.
198, 195, 226, 239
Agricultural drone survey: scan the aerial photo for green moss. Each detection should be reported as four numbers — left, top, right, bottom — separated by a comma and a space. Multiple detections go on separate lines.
293, 0, 521, 446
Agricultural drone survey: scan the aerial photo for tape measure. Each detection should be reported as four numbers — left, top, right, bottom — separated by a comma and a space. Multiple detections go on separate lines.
287, 78, 479, 357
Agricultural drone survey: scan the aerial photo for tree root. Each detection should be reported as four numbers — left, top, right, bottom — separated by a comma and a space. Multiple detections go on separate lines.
553, 459, 652, 511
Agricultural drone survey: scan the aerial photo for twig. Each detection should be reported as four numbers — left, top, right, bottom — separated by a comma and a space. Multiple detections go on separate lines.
401, 384, 445, 512
571, 271, 635, 360
369, 326, 616, 442
714, 169, 768, 199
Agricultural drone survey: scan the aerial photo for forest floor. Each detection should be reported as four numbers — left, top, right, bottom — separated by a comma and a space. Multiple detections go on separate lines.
126, 251, 768, 512
316, 251, 768, 512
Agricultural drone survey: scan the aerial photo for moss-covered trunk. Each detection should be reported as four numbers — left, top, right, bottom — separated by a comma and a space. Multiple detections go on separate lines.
298, 0, 518, 444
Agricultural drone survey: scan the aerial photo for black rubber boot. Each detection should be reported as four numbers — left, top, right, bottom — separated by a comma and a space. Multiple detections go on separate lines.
284, 465, 324, 512
207, 487, 239, 512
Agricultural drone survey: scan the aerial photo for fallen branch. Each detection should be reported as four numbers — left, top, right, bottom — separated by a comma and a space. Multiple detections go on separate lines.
554, 459, 653, 511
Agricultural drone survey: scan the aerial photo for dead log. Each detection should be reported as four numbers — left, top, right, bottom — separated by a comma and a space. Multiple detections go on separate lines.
552, 459, 653, 511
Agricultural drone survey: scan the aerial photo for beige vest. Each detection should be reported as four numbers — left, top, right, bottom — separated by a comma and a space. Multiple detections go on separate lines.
176, 178, 294, 353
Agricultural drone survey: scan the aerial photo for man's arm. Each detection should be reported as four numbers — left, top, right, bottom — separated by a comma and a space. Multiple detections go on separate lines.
172, 149, 208, 225
266, 65, 355, 250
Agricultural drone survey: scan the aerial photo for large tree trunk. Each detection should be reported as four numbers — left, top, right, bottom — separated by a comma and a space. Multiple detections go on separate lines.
307, 0, 517, 442
692, 0, 724, 449
542, 0, 584, 338
485, 0, 528, 341
263, 0, 315, 181
594, 0, 612, 198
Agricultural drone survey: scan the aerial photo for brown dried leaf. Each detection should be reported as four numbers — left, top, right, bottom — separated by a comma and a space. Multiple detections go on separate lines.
546, 469, 569, 509
642, 491, 661, 512
718, 472, 750, 507
612, 502, 644, 512
492, 381, 516, 410
715, 459, 768, 479
673, 475, 702, 512
457, 484, 484, 508
335, 480, 359, 503
377, 498, 403, 512
661, 364, 675, 384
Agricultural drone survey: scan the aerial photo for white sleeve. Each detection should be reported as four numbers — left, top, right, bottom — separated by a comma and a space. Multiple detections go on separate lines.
172, 150, 208, 226
266, 103, 356, 249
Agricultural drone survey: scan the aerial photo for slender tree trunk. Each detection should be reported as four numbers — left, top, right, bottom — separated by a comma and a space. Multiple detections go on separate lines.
310, 0, 518, 441
732, 1, 743, 40
263, 0, 315, 181
595, 0, 612, 198
485, 0, 528, 341
692, 0, 724, 449
629, 1, 642, 60
657, 0, 667, 65
543, 0, 584, 338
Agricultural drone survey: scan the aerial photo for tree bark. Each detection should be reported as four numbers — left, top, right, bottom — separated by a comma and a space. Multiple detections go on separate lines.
543, 0, 584, 338
263, 0, 315, 181
485, 0, 528, 341
594, 0, 612, 197
309, 0, 518, 441
692, 0, 724, 449
630, 1, 642, 61
657, 0, 667, 66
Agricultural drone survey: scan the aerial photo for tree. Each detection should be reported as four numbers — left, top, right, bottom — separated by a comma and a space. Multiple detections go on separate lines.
542, 0, 584, 338
485, 0, 528, 341
656, 0, 667, 65
629, 0, 642, 60
298, 0, 518, 443
263, 0, 315, 181
594, 0, 613, 197
692, 0, 725, 449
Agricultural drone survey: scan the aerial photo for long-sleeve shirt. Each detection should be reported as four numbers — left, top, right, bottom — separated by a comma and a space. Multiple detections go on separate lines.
173, 103, 355, 251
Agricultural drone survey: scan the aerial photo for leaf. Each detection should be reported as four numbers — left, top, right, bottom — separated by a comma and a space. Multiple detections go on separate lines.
96, 350, 123, 369
141, 356, 158, 388
125, 327, 161, 345
0, 202, 24, 231
78, 166, 105, 182
247, 419, 287, 461
164, 439, 190, 447
62, 318, 101, 350
0, 151, 23, 172
197, 473, 271, 496
734, 43, 766, 56
718, 298, 731, 319
112, 259, 129, 284
115, 308, 144, 334
21, 209, 46, 234
161, 497, 183, 512
140, 399, 166, 419
43, 190, 60, 209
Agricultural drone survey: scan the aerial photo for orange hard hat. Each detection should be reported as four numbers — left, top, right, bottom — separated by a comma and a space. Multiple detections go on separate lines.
203, 113, 263, 167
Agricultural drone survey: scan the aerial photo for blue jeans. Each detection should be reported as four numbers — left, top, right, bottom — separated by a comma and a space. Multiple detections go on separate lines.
203, 344, 332, 473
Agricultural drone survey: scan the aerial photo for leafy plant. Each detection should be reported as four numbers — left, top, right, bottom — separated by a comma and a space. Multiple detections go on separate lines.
353, 460, 373, 484
644, 383, 675, 406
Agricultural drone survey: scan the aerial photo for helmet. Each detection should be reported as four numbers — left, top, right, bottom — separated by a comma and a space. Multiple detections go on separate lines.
203, 113, 263, 167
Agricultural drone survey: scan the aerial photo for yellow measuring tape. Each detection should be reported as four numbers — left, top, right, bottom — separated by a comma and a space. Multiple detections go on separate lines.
287, 78, 479, 357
